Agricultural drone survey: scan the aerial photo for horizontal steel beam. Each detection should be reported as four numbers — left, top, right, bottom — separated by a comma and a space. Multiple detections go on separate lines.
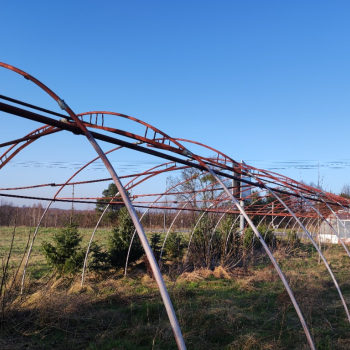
0, 101, 341, 207
0, 94, 71, 120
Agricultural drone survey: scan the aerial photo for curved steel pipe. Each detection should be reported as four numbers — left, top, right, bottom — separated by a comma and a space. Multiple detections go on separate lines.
262, 186, 350, 325
0, 63, 187, 350
20, 146, 123, 293
298, 193, 350, 258
81, 191, 119, 286
199, 166, 316, 350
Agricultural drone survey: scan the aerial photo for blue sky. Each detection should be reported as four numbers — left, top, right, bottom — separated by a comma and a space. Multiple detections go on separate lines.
1, 1, 350, 208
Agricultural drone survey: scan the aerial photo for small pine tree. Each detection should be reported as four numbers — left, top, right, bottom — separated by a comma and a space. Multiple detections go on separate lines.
42, 223, 85, 275
144, 233, 163, 278
150, 233, 162, 261
108, 207, 144, 268
88, 242, 111, 272
165, 233, 185, 263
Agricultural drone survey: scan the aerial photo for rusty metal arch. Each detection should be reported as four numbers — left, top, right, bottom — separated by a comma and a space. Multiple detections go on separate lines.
164, 139, 319, 347
256, 181, 350, 326
0, 62, 187, 350
0, 67, 313, 348
3, 62, 350, 349
0, 125, 61, 170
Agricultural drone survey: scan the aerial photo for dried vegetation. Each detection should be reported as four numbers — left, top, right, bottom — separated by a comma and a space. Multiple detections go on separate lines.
1, 227, 350, 349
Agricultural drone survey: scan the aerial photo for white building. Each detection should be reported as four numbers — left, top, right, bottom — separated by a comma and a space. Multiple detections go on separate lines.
319, 211, 350, 244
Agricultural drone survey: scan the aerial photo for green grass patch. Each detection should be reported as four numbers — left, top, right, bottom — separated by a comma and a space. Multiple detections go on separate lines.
1, 227, 350, 348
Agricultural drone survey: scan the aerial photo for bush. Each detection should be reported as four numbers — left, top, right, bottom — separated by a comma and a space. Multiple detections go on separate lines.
188, 216, 244, 270
187, 216, 216, 269
286, 230, 301, 252
42, 223, 85, 275
218, 217, 242, 268
243, 225, 274, 250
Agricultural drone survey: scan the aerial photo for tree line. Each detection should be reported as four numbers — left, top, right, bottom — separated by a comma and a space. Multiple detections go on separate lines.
0, 199, 197, 229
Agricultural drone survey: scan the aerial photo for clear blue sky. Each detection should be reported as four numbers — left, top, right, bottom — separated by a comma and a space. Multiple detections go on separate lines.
1, 0, 350, 207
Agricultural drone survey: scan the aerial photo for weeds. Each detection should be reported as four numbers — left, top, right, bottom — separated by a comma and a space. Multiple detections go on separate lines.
1, 224, 350, 349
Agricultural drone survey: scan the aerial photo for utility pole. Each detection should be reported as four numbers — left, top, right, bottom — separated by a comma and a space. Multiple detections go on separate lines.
233, 162, 242, 232
239, 160, 245, 234
164, 176, 168, 235
70, 184, 74, 225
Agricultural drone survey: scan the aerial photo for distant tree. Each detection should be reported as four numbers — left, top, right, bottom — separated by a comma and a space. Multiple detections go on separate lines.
95, 183, 123, 225
169, 166, 226, 209
340, 183, 350, 199
0, 200, 16, 226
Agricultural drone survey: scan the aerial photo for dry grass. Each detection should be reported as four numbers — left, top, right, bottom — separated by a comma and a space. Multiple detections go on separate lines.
1, 229, 350, 349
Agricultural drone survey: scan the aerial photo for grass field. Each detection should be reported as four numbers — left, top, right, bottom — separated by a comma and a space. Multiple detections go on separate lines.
1, 226, 350, 349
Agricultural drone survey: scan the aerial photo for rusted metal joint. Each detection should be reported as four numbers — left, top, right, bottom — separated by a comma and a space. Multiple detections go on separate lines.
57, 98, 67, 110
182, 149, 192, 157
